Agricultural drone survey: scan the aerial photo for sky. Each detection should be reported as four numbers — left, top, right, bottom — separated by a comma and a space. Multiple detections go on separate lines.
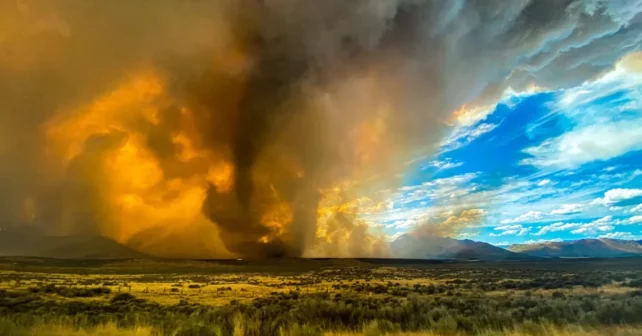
2, 0, 642, 258
368, 53, 642, 246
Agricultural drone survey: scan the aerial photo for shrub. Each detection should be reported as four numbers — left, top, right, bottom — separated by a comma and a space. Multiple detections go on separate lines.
552, 291, 566, 299
110, 293, 137, 303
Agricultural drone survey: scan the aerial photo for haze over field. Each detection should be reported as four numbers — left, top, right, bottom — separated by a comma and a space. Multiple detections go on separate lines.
1, 0, 641, 259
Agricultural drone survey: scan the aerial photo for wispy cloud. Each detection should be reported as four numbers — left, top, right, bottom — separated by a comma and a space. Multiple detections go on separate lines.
490, 224, 530, 237
521, 65, 642, 169
533, 216, 617, 236
501, 211, 545, 224
537, 179, 552, 186
428, 158, 463, 170
521, 238, 563, 245
440, 123, 499, 152
570, 216, 615, 234
533, 222, 581, 236
550, 203, 584, 215
600, 232, 642, 240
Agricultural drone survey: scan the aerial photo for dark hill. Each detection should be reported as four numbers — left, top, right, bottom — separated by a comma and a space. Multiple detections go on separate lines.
0, 228, 146, 259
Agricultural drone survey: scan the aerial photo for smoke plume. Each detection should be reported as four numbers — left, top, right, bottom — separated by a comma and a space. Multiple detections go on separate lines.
0, 0, 640, 258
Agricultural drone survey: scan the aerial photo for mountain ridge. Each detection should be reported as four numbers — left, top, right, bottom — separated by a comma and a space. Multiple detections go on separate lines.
507, 238, 642, 258
3, 228, 641, 260
0, 228, 146, 259
390, 234, 534, 260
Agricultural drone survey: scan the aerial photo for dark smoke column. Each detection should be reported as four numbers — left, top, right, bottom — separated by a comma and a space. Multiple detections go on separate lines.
202, 3, 309, 259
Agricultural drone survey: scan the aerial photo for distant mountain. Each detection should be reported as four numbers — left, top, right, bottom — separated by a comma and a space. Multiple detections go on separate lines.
508, 238, 642, 258
391, 234, 532, 260
0, 228, 146, 259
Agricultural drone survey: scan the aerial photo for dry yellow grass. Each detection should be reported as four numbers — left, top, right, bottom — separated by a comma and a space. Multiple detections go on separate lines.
19, 323, 642, 336
0, 270, 305, 306
325, 325, 642, 336
27, 323, 154, 336
2, 267, 635, 308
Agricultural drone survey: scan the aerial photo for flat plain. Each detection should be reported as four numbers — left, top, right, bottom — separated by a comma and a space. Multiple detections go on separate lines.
1, 257, 642, 335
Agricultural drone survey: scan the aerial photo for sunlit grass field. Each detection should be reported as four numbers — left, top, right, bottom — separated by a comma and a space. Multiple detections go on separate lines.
3, 321, 642, 336
1, 257, 642, 335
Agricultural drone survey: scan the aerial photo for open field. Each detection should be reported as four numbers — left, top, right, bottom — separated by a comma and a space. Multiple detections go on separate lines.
1, 257, 642, 335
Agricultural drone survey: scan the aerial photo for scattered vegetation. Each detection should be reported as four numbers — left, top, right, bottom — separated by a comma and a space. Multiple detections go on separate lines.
0, 258, 642, 335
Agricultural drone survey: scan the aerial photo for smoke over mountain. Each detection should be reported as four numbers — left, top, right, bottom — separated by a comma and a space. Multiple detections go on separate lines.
1, 0, 640, 258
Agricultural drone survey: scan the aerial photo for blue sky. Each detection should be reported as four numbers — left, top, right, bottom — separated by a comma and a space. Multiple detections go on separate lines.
367, 54, 642, 246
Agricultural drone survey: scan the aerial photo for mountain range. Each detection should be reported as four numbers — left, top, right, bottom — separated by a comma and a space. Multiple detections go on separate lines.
507, 238, 642, 258
390, 234, 531, 260
2, 227, 642, 260
0, 228, 145, 259
391, 234, 642, 260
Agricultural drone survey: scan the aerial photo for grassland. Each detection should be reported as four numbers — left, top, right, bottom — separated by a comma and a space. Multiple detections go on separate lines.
1, 257, 642, 335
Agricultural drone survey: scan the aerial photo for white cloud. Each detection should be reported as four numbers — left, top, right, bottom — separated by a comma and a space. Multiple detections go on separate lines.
490, 230, 523, 237
532, 217, 616, 236
537, 179, 551, 186
386, 173, 479, 206
550, 203, 584, 215
629, 215, 642, 224
592, 188, 642, 206
556, 65, 642, 113
533, 222, 581, 235
494, 224, 523, 231
599, 232, 642, 240
429, 158, 463, 170
571, 225, 614, 234
470, 123, 497, 138
393, 174, 479, 207
501, 210, 545, 224
440, 123, 498, 152
491, 224, 530, 237
520, 67, 642, 169
521, 238, 563, 245
593, 215, 613, 224
425, 173, 479, 187
521, 121, 642, 168
570, 216, 616, 234
630, 204, 642, 213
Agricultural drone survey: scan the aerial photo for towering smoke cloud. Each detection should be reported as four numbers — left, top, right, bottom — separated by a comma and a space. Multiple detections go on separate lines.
0, 0, 640, 258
